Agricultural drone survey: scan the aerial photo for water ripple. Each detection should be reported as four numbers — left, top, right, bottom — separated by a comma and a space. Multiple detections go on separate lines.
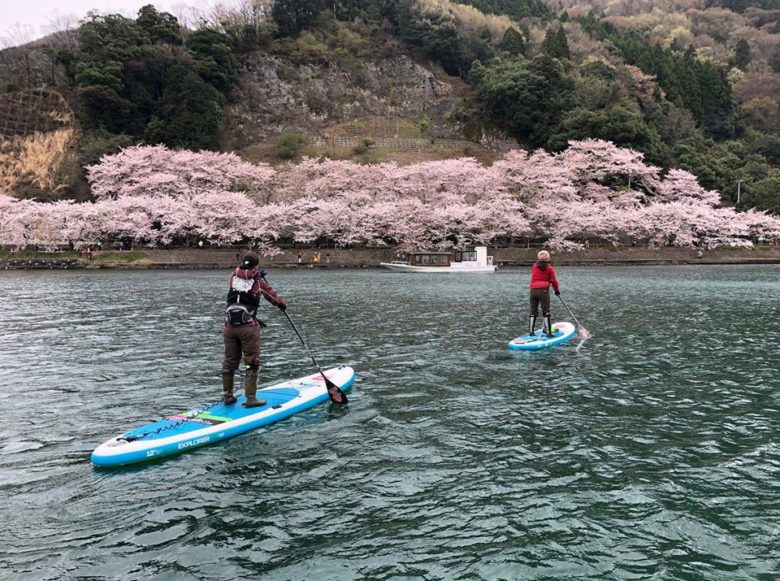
1, 266, 779, 579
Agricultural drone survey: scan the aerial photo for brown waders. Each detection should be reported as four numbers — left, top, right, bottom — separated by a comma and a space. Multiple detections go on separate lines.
222, 323, 266, 407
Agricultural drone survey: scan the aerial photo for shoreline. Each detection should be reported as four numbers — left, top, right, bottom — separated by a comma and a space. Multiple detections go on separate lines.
4, 245, 780, 270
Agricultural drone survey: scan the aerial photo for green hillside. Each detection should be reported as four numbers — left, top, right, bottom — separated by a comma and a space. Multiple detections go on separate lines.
0, 0, 778, 213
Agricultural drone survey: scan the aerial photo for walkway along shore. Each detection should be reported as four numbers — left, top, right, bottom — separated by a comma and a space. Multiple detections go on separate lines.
4, 245, 780, 270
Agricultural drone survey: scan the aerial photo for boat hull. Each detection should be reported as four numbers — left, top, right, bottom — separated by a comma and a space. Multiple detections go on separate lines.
379, 262, 497, 273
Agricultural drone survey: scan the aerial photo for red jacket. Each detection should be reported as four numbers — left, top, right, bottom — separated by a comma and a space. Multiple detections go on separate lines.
529, 262, 559, 293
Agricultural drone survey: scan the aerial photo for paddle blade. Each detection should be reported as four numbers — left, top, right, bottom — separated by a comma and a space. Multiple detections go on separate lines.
324, 376, 348, 405
578, 326, 592, 340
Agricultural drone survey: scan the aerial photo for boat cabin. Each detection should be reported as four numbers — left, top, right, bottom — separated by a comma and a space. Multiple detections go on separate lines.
381, 246, 495, 272
409, 251, 451, 267
397, 248, 493, 266
454, 250, 477, 263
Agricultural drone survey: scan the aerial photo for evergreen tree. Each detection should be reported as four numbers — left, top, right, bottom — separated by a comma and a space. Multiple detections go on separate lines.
272, 0, 327, 37
542, 25, 570, 60
499, 27, 525, 56
73, 15, 151, 132
697, 61, 740, 139
470, 55, 576, 148
67, 9, 235, 151
733, 39, 751, 70
771, 43, 780, 73
396, 1, 467, 77
452, 0, 550, 19
555, 25, 571, 61
185, 28, 238, 92
746, 174, 780, 214
550, 104, 658, 156
136, 5, 182, 45
611, 34, 738, 139
144, 63, 225, 150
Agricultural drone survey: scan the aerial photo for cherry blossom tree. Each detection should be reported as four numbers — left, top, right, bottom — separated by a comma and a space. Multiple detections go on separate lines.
86, 145, 276, 200
0, 196, 36, 247
3, 141, 780, 252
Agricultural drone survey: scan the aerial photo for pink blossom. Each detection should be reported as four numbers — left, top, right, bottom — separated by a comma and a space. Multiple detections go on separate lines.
3, 142, 779, 251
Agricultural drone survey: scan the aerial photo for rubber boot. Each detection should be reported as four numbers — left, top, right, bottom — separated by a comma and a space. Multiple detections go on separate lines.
222, 373, 237, 405
528, 315, 537, 338
543, 314, 554, 338
243, 366, 266, 408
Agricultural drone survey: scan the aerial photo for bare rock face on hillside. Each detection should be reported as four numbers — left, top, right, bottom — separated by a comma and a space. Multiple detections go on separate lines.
223, 54, 468, 152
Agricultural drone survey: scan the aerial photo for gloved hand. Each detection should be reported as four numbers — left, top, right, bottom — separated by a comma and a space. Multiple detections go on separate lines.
259, 269, 268, 279
278, 300, 287, 311
555, 291, 561, 296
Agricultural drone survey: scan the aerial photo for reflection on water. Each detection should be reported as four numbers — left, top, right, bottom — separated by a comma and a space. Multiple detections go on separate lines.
1, 266, 779, 579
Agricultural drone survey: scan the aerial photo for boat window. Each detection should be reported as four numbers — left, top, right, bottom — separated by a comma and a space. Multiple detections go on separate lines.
456, 251, 477, 262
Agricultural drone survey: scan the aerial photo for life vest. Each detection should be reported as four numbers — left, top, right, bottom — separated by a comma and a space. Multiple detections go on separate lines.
225, 268, 260, 324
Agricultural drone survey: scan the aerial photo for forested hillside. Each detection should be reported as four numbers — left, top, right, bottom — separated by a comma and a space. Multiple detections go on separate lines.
0, 0, 778, 214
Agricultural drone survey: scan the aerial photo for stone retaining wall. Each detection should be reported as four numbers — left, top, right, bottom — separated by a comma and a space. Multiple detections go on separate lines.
5, 246, 779, 270
138, 246, 780, 269
1, 258, 79, 270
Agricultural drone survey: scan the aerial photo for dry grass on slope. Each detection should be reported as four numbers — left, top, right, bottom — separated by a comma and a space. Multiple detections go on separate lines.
0, 89, 77, 197
0, 128, 76, 195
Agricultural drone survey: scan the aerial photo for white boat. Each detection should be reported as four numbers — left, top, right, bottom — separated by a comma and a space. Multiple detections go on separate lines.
380, 246, 497, 273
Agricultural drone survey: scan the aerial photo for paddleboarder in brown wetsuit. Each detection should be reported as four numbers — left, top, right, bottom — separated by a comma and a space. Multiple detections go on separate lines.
222, 252, 286, 407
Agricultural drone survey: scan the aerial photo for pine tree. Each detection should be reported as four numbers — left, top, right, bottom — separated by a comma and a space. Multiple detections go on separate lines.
733, 39, 751, 70
541, 25, 570, 60
499, 27, 525, 56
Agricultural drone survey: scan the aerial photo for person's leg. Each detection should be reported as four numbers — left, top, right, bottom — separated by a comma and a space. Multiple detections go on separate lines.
240, 325, 266, 408
529, 289, 541, 336
541, 290, 553, 337
221, 325, 241, 404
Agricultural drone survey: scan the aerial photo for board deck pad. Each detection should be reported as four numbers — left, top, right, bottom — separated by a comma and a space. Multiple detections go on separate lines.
507, 321, 576, 351
92, 366, 355, 467
120, 387, 301, 442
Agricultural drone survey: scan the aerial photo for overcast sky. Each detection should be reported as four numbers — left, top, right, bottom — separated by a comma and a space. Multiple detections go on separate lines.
1, 0, 237, 46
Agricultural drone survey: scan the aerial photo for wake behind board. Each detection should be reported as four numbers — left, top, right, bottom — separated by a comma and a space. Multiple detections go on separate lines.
508, 321, 575, 351
91, 365, 355, 467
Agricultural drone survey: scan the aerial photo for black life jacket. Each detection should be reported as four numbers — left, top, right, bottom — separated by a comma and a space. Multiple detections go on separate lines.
225, 270, 260, 324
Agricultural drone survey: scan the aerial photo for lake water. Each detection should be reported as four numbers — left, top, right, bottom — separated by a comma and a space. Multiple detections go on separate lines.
1, 266, 779, 580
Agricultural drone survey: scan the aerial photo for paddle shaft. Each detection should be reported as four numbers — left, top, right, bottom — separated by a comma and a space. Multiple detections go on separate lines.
281, 309, 348, 404
557, 295, 586, 330
282, 309, 324, 372
261, 274, 347, 404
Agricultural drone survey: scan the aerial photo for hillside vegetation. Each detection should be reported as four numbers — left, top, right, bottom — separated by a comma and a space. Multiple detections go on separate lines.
0, 0, 778, 214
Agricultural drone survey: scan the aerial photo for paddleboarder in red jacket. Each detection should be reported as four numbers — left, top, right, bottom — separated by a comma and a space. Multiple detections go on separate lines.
529, 250, 560, 338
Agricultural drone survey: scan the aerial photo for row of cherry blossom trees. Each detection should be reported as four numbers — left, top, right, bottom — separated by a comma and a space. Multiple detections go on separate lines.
2, 140, 779, 251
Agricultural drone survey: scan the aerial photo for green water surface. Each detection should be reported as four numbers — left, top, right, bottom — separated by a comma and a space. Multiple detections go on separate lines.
0, 265, 778, 580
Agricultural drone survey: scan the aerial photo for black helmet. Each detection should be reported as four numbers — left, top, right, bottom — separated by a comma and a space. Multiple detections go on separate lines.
241, 252, 259, 269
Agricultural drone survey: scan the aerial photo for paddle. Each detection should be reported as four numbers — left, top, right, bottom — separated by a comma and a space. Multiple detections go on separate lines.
557, 294, 592, 340
281, 310, 348, 405
260, 272, 348, 405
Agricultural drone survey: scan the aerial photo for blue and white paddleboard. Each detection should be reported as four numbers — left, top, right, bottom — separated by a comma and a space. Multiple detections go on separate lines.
91, 365, 355, 467
508, 321, 576, 351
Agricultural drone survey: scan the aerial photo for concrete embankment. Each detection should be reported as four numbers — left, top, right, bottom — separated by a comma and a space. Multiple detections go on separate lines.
123, 245, 780, 268
3, 245, 780, 270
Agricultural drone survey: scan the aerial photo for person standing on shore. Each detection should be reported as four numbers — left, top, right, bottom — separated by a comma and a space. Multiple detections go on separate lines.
529, 250, 560, 338
222, 252, 287, 407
